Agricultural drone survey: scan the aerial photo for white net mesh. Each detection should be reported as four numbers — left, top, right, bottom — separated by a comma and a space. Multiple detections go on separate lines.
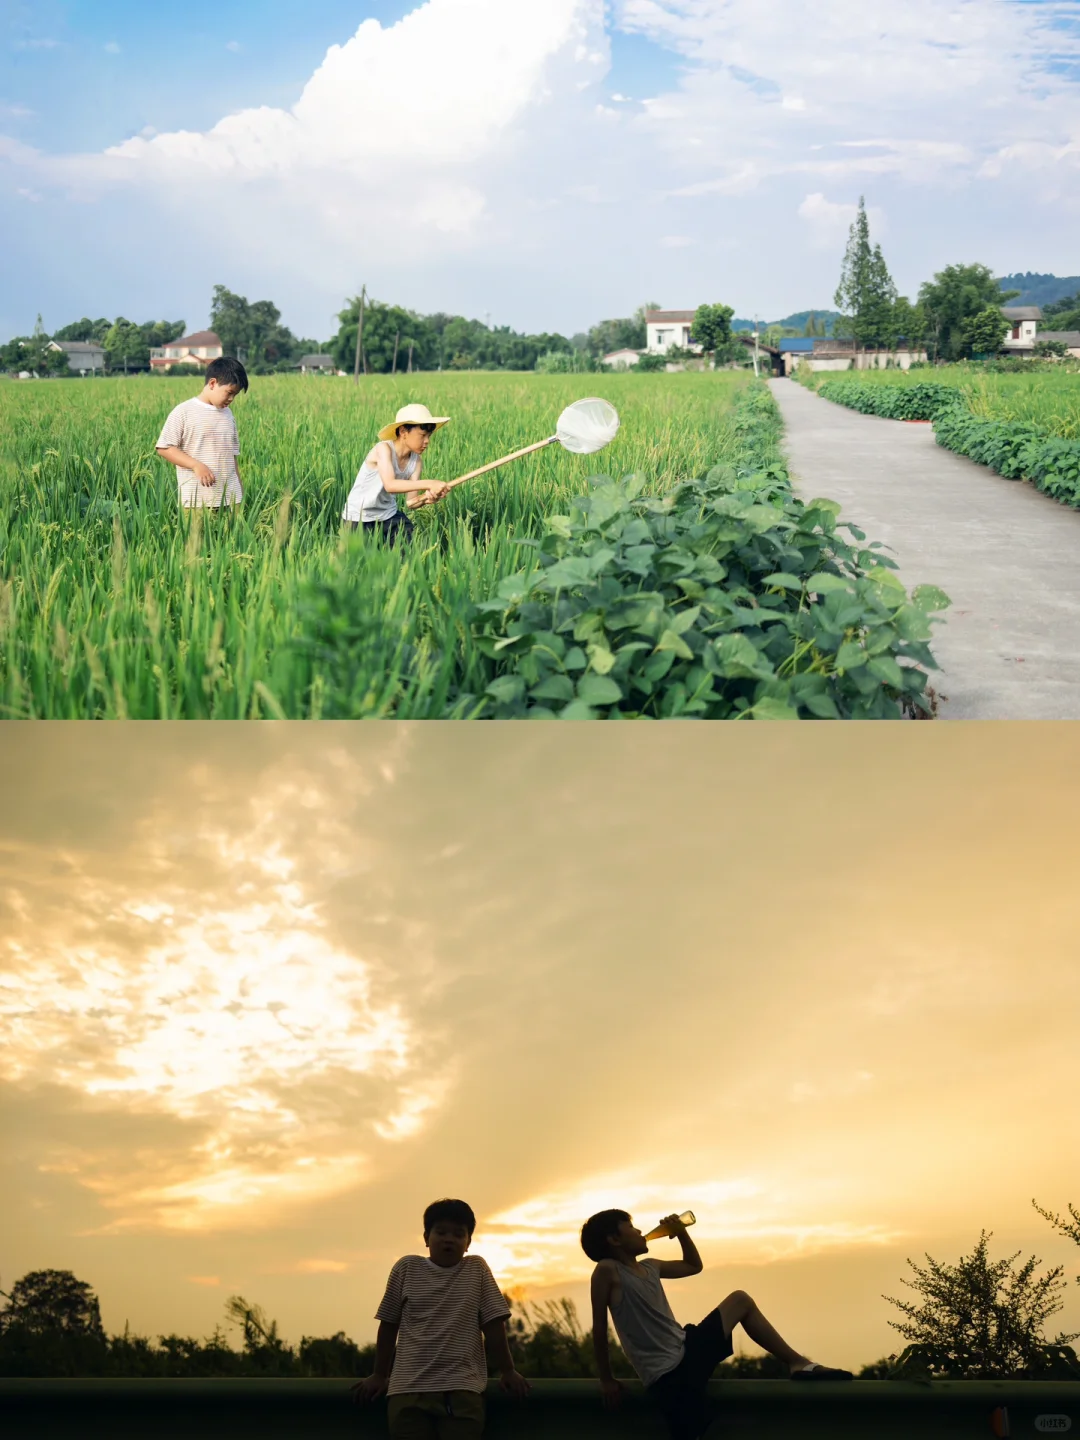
555, 397, 621, 455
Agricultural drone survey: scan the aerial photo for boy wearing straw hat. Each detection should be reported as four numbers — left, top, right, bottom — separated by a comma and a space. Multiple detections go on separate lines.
342, 403, 451, 543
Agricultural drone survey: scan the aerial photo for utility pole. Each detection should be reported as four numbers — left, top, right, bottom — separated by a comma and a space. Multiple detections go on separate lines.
391, 331, 400, 376
352, 285, 367, 385
752, 315, 760, 379
407, 340, 414, 374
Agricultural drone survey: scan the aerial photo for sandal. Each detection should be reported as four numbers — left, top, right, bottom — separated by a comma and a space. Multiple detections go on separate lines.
791, 1364, 853, 1382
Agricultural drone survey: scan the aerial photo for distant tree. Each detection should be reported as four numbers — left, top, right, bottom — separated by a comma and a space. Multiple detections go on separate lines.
0, 335, 32, 372
1034, 339, 1070, 359
690, 302, 735, 368
210, 286, 299, 370
834, 198, 872, 343
721, 1351, 789, 1377
0, 1269, 108, 1376
803, 311, 825, 338
960, 305, 1010, 358
224, 1295, 294, 1377
536, 349, 594, 373
53, 317, 111, 344
209, 285, 251, 358
585, 304, 656, 361
104, 316, 148, 373
1, 1270, 104, 1337
834, 199, 898, 349
857, 1355, 896, 1378
884, 1232, 1080, 1379
142, 319, 187, 348
1039, 292, 1080, 331
299, 1331, 375, 1377
1033, 1198, 1080, 1278
919, 264, 1019, 363
505, 1296, 633, 1379
889, 296, 928, 352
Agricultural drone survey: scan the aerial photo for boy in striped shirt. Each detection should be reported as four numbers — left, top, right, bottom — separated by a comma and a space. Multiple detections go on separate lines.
353, 1198, 530, 1440
155, 356, 248, 509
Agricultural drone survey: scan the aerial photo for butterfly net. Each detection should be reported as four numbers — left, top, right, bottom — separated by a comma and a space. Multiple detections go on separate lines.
555, 398, 621, 455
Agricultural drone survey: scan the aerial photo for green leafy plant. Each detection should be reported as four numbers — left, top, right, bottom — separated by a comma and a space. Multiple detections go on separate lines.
812, 380, 962, 422
883, 1233, 1080, 1380
811, 375, 1080, 508
474, 386, 949, 719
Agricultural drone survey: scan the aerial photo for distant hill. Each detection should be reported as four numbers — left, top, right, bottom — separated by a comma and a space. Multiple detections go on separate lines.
733, 310, 841, 336
998, 273, 1080, 307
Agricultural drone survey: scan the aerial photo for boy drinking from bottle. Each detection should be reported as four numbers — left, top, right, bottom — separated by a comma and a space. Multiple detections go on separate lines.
353, 1198, 529, 1440
582, 1210, 851, 1440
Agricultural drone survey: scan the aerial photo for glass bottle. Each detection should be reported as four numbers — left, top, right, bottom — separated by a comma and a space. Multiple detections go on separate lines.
643, 1210, 696, 1241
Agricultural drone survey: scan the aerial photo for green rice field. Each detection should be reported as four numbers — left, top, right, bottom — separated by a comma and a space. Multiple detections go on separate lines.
811, 364, 1080, 439
0, 371, 754, 718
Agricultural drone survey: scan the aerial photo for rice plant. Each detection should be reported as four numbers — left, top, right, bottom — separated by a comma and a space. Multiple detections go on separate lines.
0, 372, 753, 718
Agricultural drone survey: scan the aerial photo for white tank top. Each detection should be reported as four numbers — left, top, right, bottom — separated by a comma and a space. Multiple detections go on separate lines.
609, 1260, 685, 1386
342, 440, 419, 523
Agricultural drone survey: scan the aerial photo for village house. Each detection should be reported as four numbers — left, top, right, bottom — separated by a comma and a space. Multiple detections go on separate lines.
47, 340, 105, 375
149, 330, 224, 372
600, 347, 642, 369
1001, 306, 1041, 352
297, 354, 337, 374
645, 310, 703, 356
1036, 330, 1080, 358
998, 306, 1080, 358
778, 337, 927, 377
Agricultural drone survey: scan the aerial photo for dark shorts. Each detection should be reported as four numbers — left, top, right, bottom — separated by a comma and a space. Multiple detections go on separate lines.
387, 1391, 484, 1440
349, 512, 414, 545
648, 1307, 734, 1440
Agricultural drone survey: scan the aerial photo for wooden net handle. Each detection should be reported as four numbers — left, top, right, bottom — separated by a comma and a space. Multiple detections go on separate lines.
444, 435, 559, 492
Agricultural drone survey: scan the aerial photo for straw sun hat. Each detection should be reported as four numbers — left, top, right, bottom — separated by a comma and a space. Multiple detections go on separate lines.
378, 403, 451, 442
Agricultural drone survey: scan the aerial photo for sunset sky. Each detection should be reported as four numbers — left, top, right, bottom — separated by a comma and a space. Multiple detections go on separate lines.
2, 724, 1079, 1368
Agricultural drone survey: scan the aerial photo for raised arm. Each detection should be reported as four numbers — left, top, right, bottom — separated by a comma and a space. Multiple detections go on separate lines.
653, 1215, 703, 1278
590, 1263, 624, 1408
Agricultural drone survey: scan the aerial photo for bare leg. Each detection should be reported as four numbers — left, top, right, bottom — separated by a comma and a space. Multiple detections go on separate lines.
718, 1290, 810, 1372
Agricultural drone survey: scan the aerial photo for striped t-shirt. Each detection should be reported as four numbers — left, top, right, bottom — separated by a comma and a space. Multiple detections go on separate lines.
375, 1254, 509, 1395
156, 397, 242, 508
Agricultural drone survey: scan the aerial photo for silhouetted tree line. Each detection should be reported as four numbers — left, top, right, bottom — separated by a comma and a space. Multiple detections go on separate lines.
4, 1204, 1079, 1379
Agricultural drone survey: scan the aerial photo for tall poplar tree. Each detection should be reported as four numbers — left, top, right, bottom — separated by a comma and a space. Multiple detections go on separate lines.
834, 198, 898, 349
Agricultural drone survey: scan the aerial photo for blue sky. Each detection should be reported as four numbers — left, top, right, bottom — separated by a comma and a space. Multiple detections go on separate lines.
3, 1, 681, 154
3, 0, 1079, 341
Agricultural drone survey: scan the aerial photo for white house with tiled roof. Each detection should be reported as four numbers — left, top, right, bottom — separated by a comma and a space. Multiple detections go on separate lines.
1001, 307, 1042, 351
150, 330, 224, 372
47, 340, 105, 375
645, 309, 702, 356
601, 347, 642, 369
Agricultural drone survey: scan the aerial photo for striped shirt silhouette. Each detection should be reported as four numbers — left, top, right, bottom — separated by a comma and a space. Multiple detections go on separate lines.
375, 1254, 510, 1395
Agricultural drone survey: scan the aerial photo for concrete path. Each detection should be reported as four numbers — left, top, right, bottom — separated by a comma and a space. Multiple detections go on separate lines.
770, 378, 1080, 719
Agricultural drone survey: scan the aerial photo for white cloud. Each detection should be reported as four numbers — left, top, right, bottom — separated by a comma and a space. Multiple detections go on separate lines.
797, 192, 887, 249
226, 41, 242, 53
104, 41, 121, 55
612, 0, 1080, 194
95, 1, 605, 233
2, 0, 1080, 331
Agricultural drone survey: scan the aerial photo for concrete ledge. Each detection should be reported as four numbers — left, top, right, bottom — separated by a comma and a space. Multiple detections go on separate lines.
1, 1379, 1078, 1439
